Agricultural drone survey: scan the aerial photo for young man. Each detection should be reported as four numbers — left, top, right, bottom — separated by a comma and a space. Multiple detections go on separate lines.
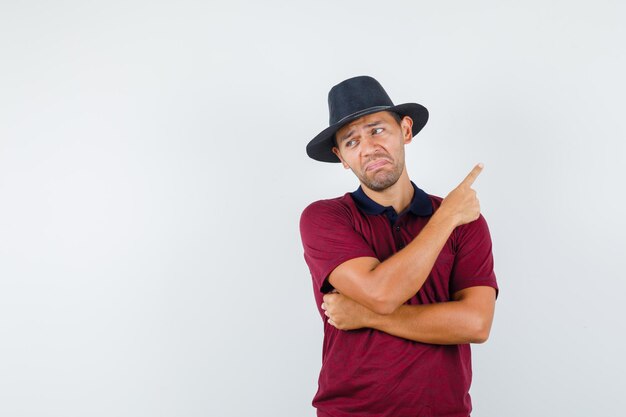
300, 76, 498, 417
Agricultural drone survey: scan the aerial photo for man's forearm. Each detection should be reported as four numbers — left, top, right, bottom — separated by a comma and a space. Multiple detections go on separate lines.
323, 287, 496, 344
364, 288, 495, 345
366, 213, 457, 312
367, 303, 484, 344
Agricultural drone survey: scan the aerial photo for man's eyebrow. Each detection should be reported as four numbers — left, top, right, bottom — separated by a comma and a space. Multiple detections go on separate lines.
364, 120, 383, 128
339, 121, 384, 142
339, 129, 355, 142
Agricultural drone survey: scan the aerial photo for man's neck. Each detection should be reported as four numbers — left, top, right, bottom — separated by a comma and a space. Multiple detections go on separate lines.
361, 172, 414, 214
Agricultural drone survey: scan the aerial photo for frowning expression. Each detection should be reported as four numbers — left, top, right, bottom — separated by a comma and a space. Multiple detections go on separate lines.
332, 111, 413, 192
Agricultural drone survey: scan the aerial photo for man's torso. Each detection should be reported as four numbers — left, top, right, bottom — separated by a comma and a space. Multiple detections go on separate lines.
300, 186, 497, 417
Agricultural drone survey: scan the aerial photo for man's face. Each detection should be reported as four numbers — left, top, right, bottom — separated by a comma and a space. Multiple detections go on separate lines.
332, 111, 413, 192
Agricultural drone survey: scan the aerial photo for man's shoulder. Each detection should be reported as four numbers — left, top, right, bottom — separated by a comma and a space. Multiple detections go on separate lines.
301, 193, 354, 216
299, 193, 360, 232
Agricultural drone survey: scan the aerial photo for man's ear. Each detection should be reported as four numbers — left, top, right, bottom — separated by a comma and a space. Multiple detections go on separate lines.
332, 147, 350, 169
401, 116, 414, 144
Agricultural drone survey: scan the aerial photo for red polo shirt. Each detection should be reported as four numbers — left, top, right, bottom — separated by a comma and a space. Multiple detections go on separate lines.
300, 183, 498, 417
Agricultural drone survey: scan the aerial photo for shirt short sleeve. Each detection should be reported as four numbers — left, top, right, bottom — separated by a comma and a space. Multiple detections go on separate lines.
449, 214, 499, 297
300, 199, 377, 294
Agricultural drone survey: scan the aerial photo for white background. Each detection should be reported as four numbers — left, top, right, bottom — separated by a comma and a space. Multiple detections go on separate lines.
1, 1, 625, 416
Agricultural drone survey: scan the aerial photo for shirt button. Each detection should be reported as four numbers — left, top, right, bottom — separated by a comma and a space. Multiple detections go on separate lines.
395, 226, 400, 231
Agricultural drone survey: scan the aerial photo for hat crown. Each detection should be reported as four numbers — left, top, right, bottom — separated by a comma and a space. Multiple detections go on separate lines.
328, 76, 395, 125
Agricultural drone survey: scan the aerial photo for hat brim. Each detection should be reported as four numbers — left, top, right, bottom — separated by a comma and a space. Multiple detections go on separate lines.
306, 103, 429, 163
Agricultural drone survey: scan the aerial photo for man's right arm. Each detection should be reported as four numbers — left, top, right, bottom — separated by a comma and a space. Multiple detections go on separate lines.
328, 164, 484, 315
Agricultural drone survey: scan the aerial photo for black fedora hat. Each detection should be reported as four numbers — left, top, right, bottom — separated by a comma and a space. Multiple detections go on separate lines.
307, 76, 429, 163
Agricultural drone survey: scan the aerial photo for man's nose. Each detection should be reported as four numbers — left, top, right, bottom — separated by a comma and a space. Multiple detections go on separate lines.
360, 135, 380, 158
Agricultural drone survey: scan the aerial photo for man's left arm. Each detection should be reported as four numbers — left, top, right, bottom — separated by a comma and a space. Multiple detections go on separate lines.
322, 286, 496, 344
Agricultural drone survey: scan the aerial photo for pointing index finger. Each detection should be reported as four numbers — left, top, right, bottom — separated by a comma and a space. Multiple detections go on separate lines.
461, 163, 484, 187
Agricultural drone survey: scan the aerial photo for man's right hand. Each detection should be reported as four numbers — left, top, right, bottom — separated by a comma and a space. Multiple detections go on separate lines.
439, 163, 483, 227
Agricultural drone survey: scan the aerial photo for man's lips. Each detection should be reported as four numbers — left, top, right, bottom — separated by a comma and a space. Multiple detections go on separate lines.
365, 159, 390, 172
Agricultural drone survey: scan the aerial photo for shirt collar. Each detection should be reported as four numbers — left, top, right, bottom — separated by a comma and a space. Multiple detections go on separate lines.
351, 182, 433, 220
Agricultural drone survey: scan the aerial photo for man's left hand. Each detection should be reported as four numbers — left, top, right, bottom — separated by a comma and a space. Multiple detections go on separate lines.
322, 292, 377, 330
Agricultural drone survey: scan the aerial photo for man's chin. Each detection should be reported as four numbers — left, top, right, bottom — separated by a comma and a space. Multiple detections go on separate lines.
361, 174, 400, 192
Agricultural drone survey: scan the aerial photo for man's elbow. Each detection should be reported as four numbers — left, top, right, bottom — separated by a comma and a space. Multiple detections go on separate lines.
469, 316, 492, 344
370, 302, 397, 316
368, 292, 400, 315
470, 330, 490, 344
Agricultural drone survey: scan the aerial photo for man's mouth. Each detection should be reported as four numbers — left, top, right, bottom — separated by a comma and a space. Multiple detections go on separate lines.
365, 159, 390, 172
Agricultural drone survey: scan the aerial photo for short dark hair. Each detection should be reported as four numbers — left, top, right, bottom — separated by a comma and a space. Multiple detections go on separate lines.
388, 111, 403, 125
334, 111, 404, 148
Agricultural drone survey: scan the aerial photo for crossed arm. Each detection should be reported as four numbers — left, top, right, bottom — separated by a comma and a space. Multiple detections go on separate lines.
321, 286, 496, 344
320, 164, 496, 344
325, 164, 485, 316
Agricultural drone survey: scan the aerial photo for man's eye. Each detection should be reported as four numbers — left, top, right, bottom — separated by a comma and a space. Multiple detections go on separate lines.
372, 128, 384, 135
345, 139, 357, 148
